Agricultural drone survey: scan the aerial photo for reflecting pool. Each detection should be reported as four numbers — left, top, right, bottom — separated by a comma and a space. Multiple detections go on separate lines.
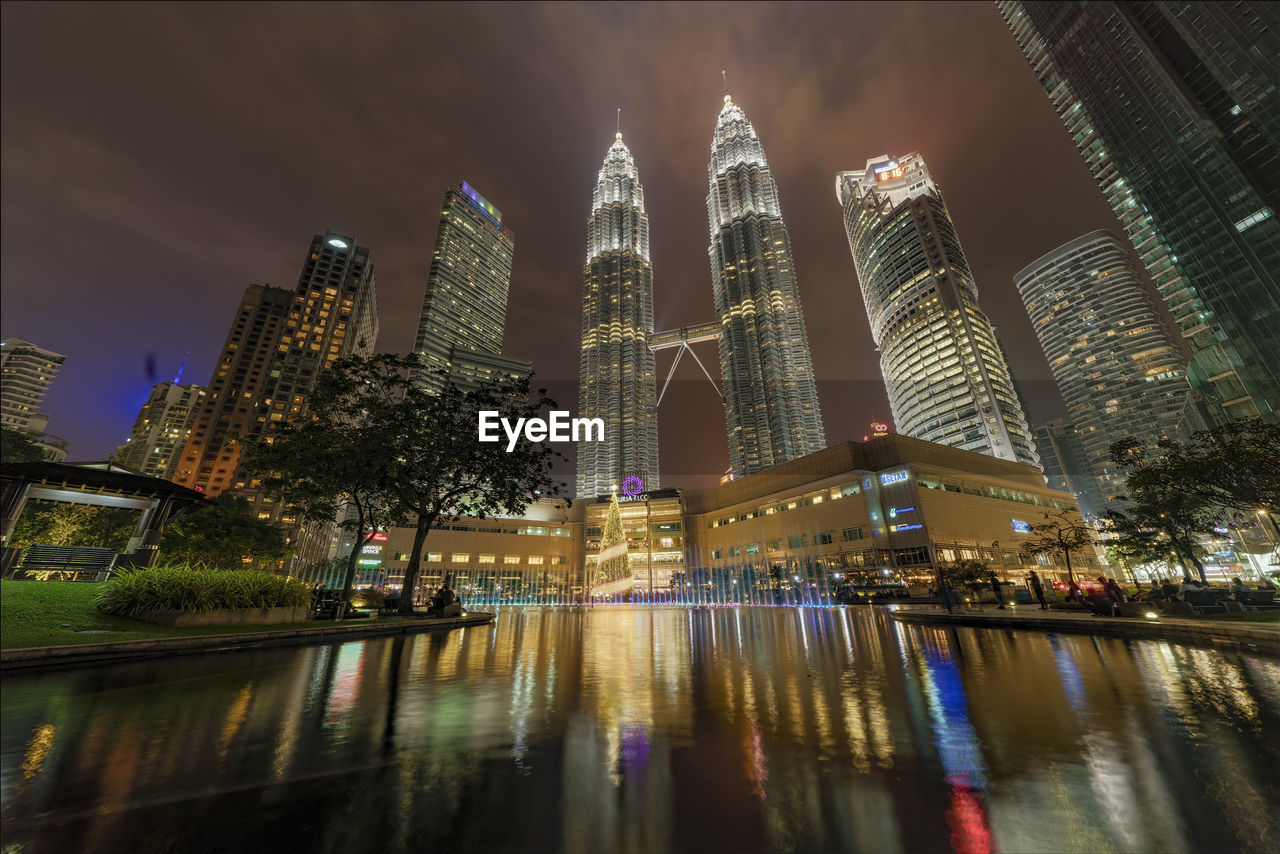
3, 607, 1279, 853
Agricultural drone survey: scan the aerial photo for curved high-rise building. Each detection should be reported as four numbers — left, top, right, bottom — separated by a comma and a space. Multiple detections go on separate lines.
837, 154, 1040, 467
577, 130, 659, 498
1016, 230, 1188, 497
708, 91, 825, 478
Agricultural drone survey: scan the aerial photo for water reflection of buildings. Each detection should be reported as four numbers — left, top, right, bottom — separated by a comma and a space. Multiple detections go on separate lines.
4, 611, 1280, 853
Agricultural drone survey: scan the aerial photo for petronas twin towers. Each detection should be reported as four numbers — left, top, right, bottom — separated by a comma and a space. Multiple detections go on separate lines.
577, 129, 660, 498
577, 90, 825, 497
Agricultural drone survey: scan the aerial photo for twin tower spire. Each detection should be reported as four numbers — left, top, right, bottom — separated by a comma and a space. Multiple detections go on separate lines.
576, 84, 826, 497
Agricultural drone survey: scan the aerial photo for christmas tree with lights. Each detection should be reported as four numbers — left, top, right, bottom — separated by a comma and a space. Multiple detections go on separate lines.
591, 491, 633, 598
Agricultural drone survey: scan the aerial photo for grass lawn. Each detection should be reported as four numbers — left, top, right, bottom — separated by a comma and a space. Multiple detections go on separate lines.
1204, 609, 1280, 623
0, 580, 410, 650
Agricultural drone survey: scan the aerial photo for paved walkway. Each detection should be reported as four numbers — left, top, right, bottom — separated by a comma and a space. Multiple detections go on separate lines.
0, 612, 496, 673
891, 605, 1280, 655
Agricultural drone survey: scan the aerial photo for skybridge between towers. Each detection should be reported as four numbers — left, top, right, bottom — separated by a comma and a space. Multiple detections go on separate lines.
648, 321, 722, 407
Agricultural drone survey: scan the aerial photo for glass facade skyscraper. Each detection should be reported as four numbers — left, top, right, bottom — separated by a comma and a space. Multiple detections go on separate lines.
577, 131, 660, 498
708, 92, 825, 478
1016, 230, 1188, 498
837, 154, 1040, 468
414, 182, 517, 395
1034, 419, 1106, 517
998, 1, 1280, 424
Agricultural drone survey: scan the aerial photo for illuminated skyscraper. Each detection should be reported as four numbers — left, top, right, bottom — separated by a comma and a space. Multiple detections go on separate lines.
837, 154, 1040, 467
0, 337, 64, 434
998, 1, 1280, 424
413, 182, 517, 394
176, 231, 378, 504
1017, 230, 1188, 497
708, 90, 825, 478
577, 129, 659, 498
115, 380, 207, 479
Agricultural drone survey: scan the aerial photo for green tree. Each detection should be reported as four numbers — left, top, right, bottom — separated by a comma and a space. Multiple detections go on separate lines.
1116, 420, 1280, 516
939, 558, 989, 588
380, 361, 569, 615
1108, 437, 1220, 583
1104, 491, 1213, 583
246, 354, 405, 616
1, 425, 44, 464
1020, 508, 1095, 587
21, 502, 96, 546
160, 495, 292, 570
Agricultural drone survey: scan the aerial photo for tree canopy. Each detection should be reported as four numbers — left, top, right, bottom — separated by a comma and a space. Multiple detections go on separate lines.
1019, 508, 1095, 586
1111, 419, 1280, 517
939, 559, 990, 587
378, 358, 569, 614
246, 353, 406, 612
159, 495, 292, 570
1, 425, 44, 464
245, 352, 569, 615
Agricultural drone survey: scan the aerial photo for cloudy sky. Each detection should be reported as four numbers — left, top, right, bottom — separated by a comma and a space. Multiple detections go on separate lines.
1, 2, 1126, 486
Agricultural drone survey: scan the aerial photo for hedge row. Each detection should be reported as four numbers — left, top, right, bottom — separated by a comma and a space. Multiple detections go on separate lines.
96, 566, 312, 618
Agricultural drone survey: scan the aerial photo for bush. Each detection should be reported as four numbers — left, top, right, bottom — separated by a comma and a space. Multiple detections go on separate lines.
97, 565, 312, 618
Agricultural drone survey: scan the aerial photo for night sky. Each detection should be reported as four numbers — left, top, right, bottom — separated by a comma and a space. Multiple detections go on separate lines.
2, 2, 1127, 487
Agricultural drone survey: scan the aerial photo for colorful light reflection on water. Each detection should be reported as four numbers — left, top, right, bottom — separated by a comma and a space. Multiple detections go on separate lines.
2, 607, 1278, 853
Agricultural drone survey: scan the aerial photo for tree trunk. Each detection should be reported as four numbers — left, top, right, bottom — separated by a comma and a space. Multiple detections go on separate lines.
399, 510, 437, 615
1170, 538, 1193, 582
1187, 546, 1208, 584
336, 499, 367, 621
1063, 546, 1076, 587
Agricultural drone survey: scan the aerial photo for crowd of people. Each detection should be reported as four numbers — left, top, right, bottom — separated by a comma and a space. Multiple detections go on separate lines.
1061, 574, 1262, 616
935, 570, 1272, 618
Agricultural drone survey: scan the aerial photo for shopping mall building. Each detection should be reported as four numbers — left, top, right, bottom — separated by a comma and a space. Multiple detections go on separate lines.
373, 434, 1094, 604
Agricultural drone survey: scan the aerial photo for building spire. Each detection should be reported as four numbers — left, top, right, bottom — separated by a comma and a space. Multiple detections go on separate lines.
722, 70, 730, 104
616, 107, 622, 141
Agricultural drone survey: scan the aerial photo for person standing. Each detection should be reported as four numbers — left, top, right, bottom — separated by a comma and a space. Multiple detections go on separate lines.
1029, 571, 1049, 610
989, 571, 1006, 610
1104, 578, 1127, 616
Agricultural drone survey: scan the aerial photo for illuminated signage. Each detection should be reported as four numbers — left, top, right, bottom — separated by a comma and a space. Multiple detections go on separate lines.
362, 545, 381, 554
357, 559, 382, 566
871, 421, 890, 437
876, 166, 906, 182
880, 471, 909, 486
370, 532, 388, 542
621, 476, 644, 497
888, 506, 916, 519
873, 160, 900, 174
890, 523, 923, 532
461, 181, 503, 226
1012, 519, 1031, 533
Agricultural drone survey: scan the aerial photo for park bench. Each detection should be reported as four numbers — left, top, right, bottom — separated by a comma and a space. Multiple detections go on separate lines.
14, 545, 117, 582
1238, 590, 1276, 608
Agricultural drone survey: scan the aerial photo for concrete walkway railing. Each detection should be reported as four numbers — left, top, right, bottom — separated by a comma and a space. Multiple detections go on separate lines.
0, 612, 496, 673
890, 606, 1280, 655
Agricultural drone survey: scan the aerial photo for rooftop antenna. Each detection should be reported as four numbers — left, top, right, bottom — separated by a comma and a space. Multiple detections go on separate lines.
722, 69, 728, 95
617, 107, 621, 134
